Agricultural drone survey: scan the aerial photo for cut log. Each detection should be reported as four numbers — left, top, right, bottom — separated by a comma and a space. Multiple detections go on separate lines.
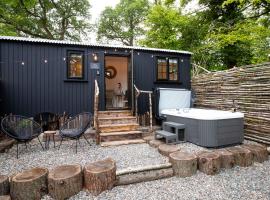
10, 167, 48, 200
149, 139, 164, 148
169, 151, 197, 177
115, 168, 173, 186
0, 195, 11, 200
0, 175, 9, 195
143, 135, 155, 144
241, 144, 268, 163
84, 158, 116, 196
197, 152, 221, 175
227, 146, 253, 167
214, 149, 235, 169
158, 144, 180, 157
48, 164, 82, 200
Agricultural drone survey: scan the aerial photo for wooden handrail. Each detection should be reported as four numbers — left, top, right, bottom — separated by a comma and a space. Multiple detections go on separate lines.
94, 79, 100, 144
134, 84, 153, 132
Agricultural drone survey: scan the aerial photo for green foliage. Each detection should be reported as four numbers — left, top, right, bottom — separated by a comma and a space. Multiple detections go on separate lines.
0, 0, 91, 41
97, 0, 149, 46
140, 0, 270, 70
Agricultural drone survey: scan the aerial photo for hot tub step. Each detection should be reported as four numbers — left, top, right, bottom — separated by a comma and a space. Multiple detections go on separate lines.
163, 122, 185, 128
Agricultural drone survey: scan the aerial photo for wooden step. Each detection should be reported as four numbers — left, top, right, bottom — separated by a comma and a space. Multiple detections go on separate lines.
100, 139, 145, 147
98, 110, 132, 117
99, 123, 139, 133
98, 116, 137, 125
100, 131, 142, 142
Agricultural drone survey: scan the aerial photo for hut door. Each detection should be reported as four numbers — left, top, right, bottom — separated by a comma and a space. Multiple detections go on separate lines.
104, 55, 131, 110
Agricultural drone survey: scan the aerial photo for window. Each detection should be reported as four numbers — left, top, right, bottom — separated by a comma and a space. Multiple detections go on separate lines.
67, 51, 84, 79
157, 57, 179, 81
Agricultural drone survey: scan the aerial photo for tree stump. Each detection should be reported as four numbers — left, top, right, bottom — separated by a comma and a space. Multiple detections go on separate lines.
158, 144, 180, 157
227, 146, 253, 167
0, 175, 9, 195
215, 149, 235, 169
241, 144, 268, 163
10, 167, 48, 200
48, 164, 82, 200
149, 139, 164, 148
0, 195, 11, 200
169, 151, 197, 177
143, 135, 155, 144
84, 158, 116, 196
197, 152, 221, 175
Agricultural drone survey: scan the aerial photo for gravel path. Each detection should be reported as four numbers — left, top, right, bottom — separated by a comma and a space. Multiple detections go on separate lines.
44, 160, 270, 200
0, 140, 167, 176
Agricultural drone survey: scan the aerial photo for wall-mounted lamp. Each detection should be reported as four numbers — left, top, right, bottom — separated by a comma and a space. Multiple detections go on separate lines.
92, 53, 99, 63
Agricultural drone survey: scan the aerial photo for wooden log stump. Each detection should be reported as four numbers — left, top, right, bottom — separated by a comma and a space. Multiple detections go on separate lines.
158, 144, 180, 157
143, 135, 155, 144
0, 195, 11, 200
84, 158, 116, 196
227, 146, 253, 167
0, 175, 9, 195
197, 152, 221, 175
10, 167, 48, 200
215, 149, 235, 169
169, 151, 197, 177
241, 144, 268, 163
149, 139, 164, 148
48, 164, 82, 200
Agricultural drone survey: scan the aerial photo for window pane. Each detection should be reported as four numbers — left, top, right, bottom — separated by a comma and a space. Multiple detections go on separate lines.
68, 53, 83, 78
169, 58, 178, 81
157, 58, 167, 80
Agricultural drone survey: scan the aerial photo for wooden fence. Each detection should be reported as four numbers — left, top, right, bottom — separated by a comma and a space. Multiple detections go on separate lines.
192, 62, 270, 144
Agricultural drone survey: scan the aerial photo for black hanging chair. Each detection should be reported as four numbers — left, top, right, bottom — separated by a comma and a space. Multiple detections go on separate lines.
1, 115, 44, 158
58, 112, 92, 153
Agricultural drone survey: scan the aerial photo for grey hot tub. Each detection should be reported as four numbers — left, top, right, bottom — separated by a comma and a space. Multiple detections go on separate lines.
161, 108, 244, 147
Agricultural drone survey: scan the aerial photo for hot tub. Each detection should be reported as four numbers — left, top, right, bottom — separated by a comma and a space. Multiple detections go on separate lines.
161, 108, 244, 147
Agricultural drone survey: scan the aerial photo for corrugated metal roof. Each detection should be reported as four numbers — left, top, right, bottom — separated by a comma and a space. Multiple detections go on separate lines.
0, 36, 192, 55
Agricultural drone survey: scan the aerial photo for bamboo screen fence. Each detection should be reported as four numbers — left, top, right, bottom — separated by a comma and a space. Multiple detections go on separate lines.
192, 62, 270, 144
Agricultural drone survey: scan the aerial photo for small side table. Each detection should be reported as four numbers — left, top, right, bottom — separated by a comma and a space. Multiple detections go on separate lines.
43, 131, 56, 150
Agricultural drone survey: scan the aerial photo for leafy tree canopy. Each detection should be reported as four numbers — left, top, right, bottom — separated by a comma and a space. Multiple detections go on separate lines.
97, 0, 149, 46
0, 0, 91, 41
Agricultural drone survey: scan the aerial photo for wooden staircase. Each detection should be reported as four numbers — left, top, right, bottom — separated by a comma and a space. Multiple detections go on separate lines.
97, 110, 145, 147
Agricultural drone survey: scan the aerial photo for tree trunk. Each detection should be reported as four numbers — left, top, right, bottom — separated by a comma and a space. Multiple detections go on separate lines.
48, 164, 82, 200
143, 135, 155, 144
169, 151, 197, 177
214, 149, 235, 169
227, 146, 253, 167
84, 158, 116, 196
10, 167, 48, 200
0, 195, 11, 200
116, 168, 173, 186
149, 139, 164, 148
158, 144, 180, 157
241, 144, 268, 163
0, 175, 9, 195
197, 152, 221, 175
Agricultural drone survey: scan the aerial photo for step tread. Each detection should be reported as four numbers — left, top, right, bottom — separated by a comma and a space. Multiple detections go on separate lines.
98, 110, 132, 113
99, 123, 139, 128
163, 121, 185, 128
156, 130, 176, 137
101, 139, 145, 147
100, 131, 142, 137
98, 116, 136, 120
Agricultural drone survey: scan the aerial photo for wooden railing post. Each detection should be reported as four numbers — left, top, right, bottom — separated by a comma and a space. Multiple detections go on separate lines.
134, 84, 153, 132
94, 80, 100, 145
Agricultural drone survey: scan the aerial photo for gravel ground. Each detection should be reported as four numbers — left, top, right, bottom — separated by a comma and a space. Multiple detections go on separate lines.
0, 140, 167, 176
2, 139, 269, 200
44, 159, 270, 200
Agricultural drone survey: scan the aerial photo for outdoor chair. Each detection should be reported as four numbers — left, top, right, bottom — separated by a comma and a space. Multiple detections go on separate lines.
34, 112, 59, 131
58, 112, 92, 153
1, 115, 44, 158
